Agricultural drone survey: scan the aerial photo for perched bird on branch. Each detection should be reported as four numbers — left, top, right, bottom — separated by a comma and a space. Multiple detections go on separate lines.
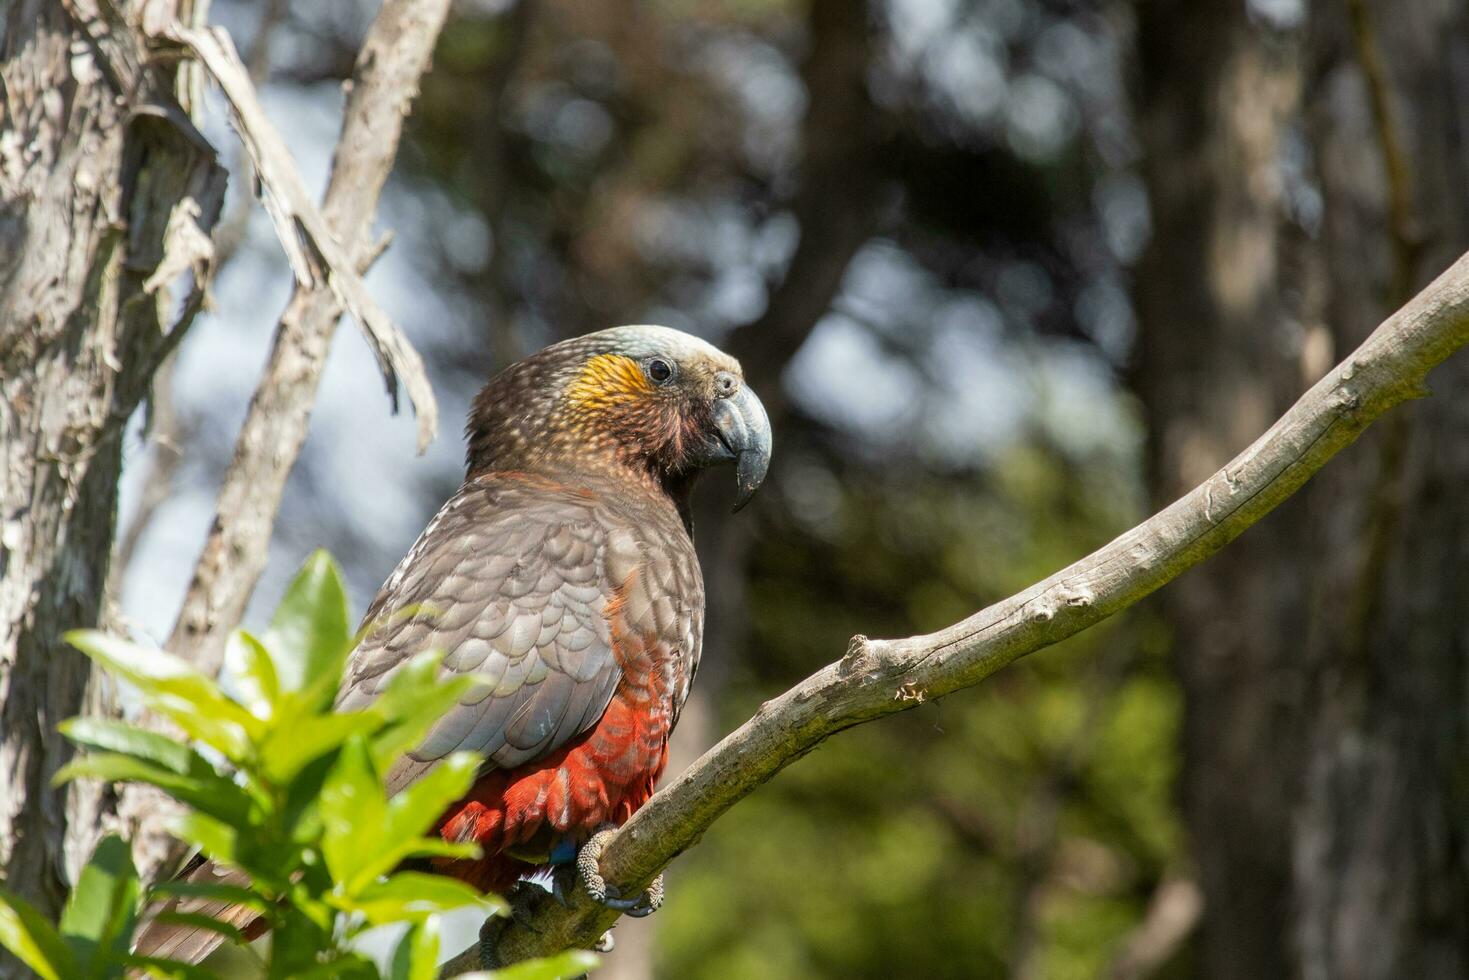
134, 324, 771, 963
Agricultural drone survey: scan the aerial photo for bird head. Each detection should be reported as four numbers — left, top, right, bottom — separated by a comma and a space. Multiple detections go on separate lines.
466, 325, 772, 511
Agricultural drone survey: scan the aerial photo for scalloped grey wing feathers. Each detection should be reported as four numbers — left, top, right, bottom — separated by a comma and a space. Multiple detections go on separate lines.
336, 477, 642, 796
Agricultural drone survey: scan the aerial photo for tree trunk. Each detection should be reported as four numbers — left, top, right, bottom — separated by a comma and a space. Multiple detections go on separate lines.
0, 0, 224, 938
1134, 0, 1469, 977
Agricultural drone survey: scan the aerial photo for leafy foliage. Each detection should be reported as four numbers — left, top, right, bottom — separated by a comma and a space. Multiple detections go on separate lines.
0, 552, 590, 980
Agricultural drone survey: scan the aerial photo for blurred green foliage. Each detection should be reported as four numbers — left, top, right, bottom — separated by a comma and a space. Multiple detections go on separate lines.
657, 439, 1185, 980
0, 554, 590, 980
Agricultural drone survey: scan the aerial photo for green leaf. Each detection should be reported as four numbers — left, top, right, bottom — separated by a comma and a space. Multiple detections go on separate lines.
284, 953, 380, 980
396, 838, 481, 862
59, 718, 195, 774
389, 918, 441, 980
149, 704, 255, 766
54, 754, 254, 829
256, 711, 379, 785
0, 886, 77, 980
324, 742, 482, 892
319, 736, 386, 890
64, 631, 261, 760
265, 551, 352, 704
383, 752, 482, 853
59, 834, 141, 977
265, 907, 349, 980
167, 812, 238, 867
279, 752, 337, 844
225, 630, 280, 720
368, 653, 484, 770
121, 954, 220, 980
57, 719, 257, 825
370, 650, 450, 720
464, 950, 602, 980
337, 872, 504, 926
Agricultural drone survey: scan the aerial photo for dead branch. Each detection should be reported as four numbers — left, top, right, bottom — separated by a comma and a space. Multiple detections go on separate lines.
105, 1, 451, 885
163, 0, 450, 682
165, 22, 438, 449
442, 249, 1469, 972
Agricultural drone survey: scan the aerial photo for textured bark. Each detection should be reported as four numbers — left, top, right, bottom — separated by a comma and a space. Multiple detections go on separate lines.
1292, 2, 1469, 976
442, 243, 1469, 970
1134, 0, 1469, 976
0, 0, 225, 935
0, 0, 445, 950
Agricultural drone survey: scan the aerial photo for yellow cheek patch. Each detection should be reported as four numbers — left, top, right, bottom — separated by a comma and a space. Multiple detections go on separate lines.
565, 353, 655, 412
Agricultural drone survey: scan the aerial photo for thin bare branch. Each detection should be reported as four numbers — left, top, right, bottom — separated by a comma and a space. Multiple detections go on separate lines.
162, 0, 451, 686
212, 0, 292, 270
443, 249, 1469, 972
166, 22, 438, 450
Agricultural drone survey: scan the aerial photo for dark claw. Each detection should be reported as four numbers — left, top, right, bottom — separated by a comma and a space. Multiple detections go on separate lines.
551, 864, 576, 908
594, 887, 658, 917
622, 895, 660, 918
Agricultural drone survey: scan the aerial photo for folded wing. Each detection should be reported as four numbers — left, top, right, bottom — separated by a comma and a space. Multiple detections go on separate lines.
337, 477, 638, 796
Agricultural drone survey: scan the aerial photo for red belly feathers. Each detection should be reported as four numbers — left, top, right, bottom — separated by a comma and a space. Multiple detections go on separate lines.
432, 690, 671, 893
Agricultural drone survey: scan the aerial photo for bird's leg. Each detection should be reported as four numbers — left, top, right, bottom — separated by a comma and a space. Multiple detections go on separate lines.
477, 881, 543, 969
561, 824, 664, 918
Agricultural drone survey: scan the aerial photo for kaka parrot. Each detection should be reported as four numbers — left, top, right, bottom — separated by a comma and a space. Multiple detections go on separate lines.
133, 325, 771, 963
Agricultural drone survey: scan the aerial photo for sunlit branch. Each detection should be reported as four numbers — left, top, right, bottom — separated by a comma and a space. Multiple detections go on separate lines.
443, 247, 1469, 973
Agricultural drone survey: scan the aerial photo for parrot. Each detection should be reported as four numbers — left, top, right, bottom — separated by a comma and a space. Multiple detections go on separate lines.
132, 324, 772, 964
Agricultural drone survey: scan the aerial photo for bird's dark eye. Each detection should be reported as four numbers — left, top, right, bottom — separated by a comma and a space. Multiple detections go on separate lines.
646, 358, 674, 385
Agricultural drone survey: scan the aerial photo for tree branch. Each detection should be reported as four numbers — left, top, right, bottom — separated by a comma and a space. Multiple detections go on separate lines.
442, 250, 1469, 972
165, 22, 438, 449
110, 1, 451, 886
163, 0, 450, 681
212, 0, 292, 270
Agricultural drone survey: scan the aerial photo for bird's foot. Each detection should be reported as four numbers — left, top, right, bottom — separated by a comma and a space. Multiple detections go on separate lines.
478, 880, 543, 969
555, 824, 664, 918
478, 914, 507, 970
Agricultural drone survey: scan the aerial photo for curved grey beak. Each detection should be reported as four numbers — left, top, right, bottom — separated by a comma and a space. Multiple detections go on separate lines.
707, 383, 772, 512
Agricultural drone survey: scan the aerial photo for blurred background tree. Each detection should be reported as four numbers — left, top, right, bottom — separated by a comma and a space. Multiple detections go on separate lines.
97, 0, 1466, 978
1135, 1, 1469, 977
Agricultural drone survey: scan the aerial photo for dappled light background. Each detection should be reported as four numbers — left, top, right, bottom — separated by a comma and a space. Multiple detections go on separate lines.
116, 1, 1181, 977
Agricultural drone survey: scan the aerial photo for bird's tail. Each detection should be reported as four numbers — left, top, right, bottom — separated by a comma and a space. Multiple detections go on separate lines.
131, 857, 266, 966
